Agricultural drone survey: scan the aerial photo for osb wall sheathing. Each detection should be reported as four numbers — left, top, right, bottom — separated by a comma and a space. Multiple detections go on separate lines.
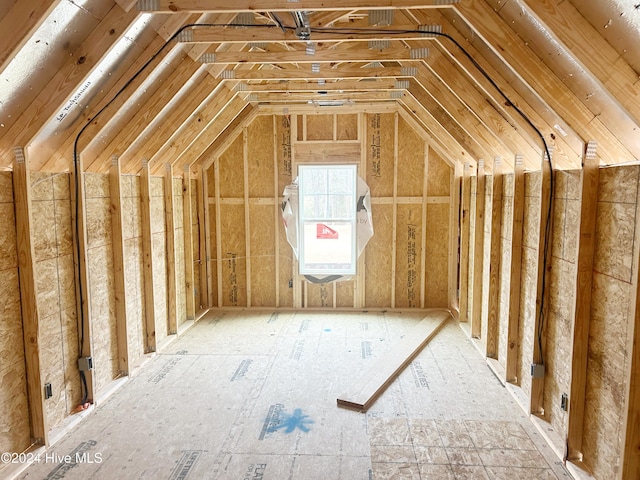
248, 116, 276, 306
498, 172, 515, 370
307, 282, 332, 308
30, 172, 80, 428
365, 204, 393, 307
582, 165, 639, 478
305, 114, 333, 141
190, 179, 202, 309
121, 175, 145, 368
395, 117, 424, 308
173, 178, 187, 328
84, 173, 118, 394
366, 113, 394, 198
543, 169, 580, 439
218, 135, 247, 307
209, 112, 452, 309
276, 115, 293, 196
150, 177, 168, 344
206, 167, 218, 308
0, 171, 30, 455
479, 173, 494, 349
425, 149, 451, 308
466, 176, 477, 320
517, 171, 542, 396
337, 114, 358, 141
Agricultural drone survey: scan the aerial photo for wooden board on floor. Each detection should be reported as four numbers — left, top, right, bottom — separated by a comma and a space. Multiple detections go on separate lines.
337, 309, 450, 411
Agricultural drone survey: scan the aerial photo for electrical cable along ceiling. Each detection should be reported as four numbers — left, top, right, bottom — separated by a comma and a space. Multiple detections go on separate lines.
0, 0, 639, 176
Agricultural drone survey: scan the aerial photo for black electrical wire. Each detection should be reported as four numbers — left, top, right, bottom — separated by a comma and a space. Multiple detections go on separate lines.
72, 21, 554, 405
316, 26, 555, 365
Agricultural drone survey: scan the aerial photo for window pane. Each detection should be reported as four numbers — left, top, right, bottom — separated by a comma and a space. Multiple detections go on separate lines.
298, 164, 357, 275
328, 194, 354, 219
328, 167, 354, 194
302, 167, 328, 194
302, 194, 328, 218
301, 222, 354, 272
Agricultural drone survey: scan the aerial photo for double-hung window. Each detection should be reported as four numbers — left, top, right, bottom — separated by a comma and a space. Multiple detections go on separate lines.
298, 164, 357, 275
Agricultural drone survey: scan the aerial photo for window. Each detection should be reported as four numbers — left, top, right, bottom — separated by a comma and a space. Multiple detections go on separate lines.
298, 164, 358, 275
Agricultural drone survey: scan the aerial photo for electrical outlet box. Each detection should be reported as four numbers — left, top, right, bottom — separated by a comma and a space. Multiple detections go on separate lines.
78, 356, 93, 371
530, 363, 545, 378
44, 383, 52, 399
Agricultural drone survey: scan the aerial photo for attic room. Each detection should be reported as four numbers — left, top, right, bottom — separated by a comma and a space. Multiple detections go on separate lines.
1, 0, 639, 479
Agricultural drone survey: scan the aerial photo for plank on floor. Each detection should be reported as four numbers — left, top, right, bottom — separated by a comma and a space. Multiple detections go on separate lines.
336, 309, 451, 411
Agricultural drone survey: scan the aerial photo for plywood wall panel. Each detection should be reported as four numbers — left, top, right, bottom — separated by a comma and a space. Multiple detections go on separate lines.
0, 361, 30, 453
366, 113, 395, 198
306, 282, 328, 308
395, 204, 422, 308
152, 231, 167, 342
220, 204, 247, 306
306, 114, 333, 140
30, 172, 78, 427
124, 237, 145, 367
85, 173, 118, 394
466, 176, 477, 322
336, 114, 358, 141
424, 203, 449, 308
39, 288, 66, 427
336, 280, 354, 308
278, 220, 294, 307
88, 243, 118, 393
207, 188, 218, 309
173, 178, 187, 328
248, 115, 275, 198
397, 116, 424, 198
365, 204, 393, 307
32, 200, 57, 262
60, 308, 81, 411
582, 165, 639, 479
0, 172, 13, 202
517, 171, 542, 395
219, 135, 244, 199
0, 204, 17, 270
122, 175, 145, 368
276, 115, 293, 194
249, 204, 276, 306
150, 177, 168, 344
544, 169, 580, 438
191, 179, 202, 309
498, 173, 514, 370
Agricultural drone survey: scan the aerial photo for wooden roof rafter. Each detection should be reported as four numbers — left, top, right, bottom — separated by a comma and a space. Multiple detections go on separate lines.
132, 0, 461, 14
449, 0, 637, 166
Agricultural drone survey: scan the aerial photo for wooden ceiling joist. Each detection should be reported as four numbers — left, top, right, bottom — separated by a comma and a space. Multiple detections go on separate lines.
218, 66, 414, 80
202, 47, 427, 64
176, 24, 441, 44
134, 0, 460, 14
233, 78, 400, 92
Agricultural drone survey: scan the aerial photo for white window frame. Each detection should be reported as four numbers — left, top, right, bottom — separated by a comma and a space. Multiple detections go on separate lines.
298, 164, 358, 276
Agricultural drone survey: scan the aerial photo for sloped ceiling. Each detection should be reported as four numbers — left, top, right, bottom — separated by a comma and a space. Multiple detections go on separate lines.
0, 0, 639, 176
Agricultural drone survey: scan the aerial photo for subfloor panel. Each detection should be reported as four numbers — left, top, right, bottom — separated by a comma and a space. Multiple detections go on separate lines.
18, 311, 571, 480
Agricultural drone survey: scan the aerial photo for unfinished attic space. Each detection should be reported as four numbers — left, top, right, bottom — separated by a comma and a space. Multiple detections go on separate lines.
2, 0, 640, 479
